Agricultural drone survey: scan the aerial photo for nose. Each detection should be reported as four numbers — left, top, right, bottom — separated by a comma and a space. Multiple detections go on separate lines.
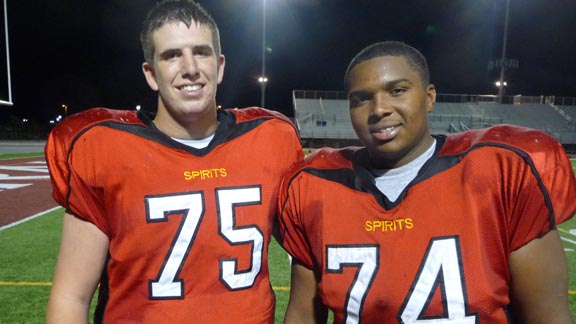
371, 93, 393, 118
181, 51, 199, 78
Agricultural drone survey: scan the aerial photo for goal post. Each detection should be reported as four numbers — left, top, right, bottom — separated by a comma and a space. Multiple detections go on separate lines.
0, 0, 12, 106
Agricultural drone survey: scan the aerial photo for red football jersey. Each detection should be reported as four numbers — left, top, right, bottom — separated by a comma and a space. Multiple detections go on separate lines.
279, 125, 576, 323
46, 107, 303, 323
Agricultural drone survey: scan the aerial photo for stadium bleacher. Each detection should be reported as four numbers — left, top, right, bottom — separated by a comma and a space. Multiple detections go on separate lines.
292, 90, 576, 151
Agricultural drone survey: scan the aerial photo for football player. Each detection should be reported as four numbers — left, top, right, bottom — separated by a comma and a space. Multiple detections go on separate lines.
45, 1, 302, 323
278, 41, 576, 323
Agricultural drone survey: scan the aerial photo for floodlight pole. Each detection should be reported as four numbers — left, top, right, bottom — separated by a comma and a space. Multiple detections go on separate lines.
497, 0, 510, 104
260, 0, 267, 108
2, 0, 12, 106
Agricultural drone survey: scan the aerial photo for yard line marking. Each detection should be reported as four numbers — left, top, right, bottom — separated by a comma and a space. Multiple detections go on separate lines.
561, 236, 576, 246
0, 206, 61, 232
558, 227, 576, 238
0, 282, 51, 286
0, 281, 570, 295
0, 165, 49, 173
559, 228, 576, 252
0, 281, 292, 291
272, 286, 289, 291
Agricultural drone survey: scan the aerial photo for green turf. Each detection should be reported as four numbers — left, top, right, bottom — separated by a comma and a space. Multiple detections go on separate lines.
0, 286, 52, 324
0, 209, 62, 323
560, 215, 576, 318
0, 152, 43, 159
0, 208, 295, 323
269, 238, 292, 323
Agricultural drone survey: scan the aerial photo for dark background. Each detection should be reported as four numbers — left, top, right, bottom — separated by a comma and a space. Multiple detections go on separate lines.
1, 0, 575, 123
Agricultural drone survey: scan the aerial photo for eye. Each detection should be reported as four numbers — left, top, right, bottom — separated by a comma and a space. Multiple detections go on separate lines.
390, 87, 407, 97
194, 46, 213, 57
349, 92, 371, 108
160, 50, 181, 61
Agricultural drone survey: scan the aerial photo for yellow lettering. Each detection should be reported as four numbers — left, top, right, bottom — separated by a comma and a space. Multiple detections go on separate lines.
183, 168, 228, 181
364, 218, 414, 232
201, 170, 211, 179
384, 221, 395, 231
365, 221, 373, 232
405, 218, 414, 229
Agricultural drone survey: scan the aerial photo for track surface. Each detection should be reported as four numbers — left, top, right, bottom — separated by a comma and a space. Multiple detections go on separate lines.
0, 156, 58, 227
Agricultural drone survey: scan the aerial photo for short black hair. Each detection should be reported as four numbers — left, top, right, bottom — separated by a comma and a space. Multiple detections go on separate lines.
344, 41, 430, 91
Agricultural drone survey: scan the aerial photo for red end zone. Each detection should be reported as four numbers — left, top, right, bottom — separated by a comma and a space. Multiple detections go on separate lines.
0, 157, 59, 227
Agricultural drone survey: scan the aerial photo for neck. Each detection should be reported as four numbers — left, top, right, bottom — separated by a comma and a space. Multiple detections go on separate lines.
153, 106, 218, 140
369, 135, 435, 169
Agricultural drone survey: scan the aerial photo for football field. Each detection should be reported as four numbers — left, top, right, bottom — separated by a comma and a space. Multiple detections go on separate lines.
0, 207, 292, 323
0, 155, 575, 323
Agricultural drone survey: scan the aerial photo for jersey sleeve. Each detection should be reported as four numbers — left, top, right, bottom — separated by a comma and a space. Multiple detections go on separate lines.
508, 132, 576, 250
45, 108, 141, 234
47, 127, 110, 234
278, 166, 317, 269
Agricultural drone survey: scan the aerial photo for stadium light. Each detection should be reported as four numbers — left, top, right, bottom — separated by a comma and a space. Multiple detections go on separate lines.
497, 0, 511, 104
61, 104, 68, 117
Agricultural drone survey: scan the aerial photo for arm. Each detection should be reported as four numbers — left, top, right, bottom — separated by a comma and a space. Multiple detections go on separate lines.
508, 229, 573, 324
46, 212, 109, 324
284, 260, 328, 324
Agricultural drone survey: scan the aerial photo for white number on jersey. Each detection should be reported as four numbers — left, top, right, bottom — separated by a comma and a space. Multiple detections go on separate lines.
326, 236, 478, 323
326, 245, 379, 324
217, 187, 263, 290
399, 236, 477, 323
146, 186, 263, 299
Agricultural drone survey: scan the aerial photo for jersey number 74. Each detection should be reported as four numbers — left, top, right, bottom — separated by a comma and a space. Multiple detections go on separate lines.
327, 236, 479, 323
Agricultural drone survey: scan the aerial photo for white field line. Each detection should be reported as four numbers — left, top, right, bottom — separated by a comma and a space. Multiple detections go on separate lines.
559, 227, 576, 252
0, 206, 62, 232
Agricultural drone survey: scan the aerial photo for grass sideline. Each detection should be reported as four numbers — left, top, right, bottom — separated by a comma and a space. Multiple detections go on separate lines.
0, 208, 292, 323
0, 159, 575, 323
0, 152, 44, 159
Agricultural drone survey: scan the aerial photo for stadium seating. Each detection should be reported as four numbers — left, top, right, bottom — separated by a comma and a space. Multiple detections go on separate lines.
293, 91, 576, 145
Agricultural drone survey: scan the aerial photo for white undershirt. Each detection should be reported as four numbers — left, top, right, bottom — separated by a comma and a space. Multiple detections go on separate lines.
172, 133, 215, 149
372, 140, 436, 202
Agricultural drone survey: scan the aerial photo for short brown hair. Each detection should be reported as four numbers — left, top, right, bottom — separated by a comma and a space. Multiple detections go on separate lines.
140, 0, 221, 64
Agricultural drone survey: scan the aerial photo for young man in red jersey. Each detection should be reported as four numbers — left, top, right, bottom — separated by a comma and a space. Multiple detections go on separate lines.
278, 41, 576, 323
45, 1, 302, 323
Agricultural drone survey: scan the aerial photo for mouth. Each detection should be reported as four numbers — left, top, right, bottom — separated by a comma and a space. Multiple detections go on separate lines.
371, 125, 401, 141
179, 84, 204, 93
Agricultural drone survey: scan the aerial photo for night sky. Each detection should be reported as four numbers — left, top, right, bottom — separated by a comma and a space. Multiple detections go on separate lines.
1, 0, 575, 123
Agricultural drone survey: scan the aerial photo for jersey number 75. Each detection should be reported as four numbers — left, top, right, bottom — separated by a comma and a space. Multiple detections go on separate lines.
145, 186, 263, 299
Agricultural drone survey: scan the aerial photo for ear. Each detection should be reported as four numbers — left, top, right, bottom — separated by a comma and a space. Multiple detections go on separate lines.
142, 61, 159, 91
217, 54, 225, 84
426, 84, 436, 113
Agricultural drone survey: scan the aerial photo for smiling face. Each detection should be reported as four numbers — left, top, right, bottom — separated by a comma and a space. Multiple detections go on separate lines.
142, 21, 225, 139
347, 55, 436, 169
